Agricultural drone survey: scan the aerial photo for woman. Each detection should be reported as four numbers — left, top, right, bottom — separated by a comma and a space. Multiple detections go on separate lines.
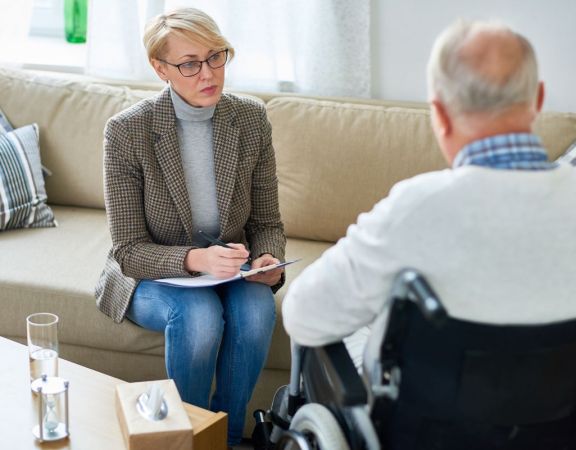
95, 8, 285, 445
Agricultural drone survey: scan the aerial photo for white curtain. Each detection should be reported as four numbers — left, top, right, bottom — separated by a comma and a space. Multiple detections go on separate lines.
86, 0, 164, 80
87, 0, 371, 97
0, 0, 34, 66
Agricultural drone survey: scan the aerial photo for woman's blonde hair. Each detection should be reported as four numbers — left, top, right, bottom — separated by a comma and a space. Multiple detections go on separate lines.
143, 8, 235, 62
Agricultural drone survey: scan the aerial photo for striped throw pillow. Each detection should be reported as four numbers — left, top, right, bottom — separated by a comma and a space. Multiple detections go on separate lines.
0, 124, 56, 230
0, 108, 12, 132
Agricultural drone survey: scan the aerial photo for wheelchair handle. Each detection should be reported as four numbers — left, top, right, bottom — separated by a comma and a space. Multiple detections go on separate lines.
253, 409, 267, 423
395, 269, 448, 326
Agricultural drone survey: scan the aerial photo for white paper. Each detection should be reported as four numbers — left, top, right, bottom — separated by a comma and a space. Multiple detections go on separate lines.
154, 259, 301, 288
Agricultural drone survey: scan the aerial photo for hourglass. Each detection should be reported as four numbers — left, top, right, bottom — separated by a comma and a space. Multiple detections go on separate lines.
31, 375, 69, 442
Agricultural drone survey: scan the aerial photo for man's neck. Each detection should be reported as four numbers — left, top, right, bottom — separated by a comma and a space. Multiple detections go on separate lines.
445, 106, 537, 164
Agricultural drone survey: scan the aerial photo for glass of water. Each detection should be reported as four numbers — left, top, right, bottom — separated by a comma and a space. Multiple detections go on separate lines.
26, 313, 59, 385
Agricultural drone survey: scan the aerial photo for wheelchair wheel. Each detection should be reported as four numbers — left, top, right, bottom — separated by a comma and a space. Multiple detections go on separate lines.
285, 403, 350, 450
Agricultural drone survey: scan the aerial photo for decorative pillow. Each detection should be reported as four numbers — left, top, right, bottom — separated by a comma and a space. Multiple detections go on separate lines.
0, 107, 52, 178
0, 108, 13, 132
556, 139, 576, 166
0, 124, 56, 230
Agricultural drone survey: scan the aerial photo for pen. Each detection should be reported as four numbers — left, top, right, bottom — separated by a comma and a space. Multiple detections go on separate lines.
198, 230, 252, 265
198, 229, 232, 249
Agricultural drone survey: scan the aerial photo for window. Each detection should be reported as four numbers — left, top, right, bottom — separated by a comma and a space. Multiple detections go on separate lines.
25, 0, 86, 73
9, 0, 370, 97
30, 0, 64, 38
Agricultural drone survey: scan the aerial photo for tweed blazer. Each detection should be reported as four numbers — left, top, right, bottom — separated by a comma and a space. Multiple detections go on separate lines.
95, 87, 286, 323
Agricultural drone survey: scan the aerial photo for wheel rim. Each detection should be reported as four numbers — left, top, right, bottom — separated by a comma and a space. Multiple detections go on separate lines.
289, 403, 350, 450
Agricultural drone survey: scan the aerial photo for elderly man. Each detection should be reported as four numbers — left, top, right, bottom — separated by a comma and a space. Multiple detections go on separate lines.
282, 20, 576, 356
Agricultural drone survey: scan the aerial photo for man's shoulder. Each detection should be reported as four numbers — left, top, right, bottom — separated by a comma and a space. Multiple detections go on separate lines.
364, 168, 483, 226
388, 169, 457, 202
388, 164, 508, 199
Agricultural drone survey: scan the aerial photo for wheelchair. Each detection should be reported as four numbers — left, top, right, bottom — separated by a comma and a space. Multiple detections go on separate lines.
253, 269, 576, 450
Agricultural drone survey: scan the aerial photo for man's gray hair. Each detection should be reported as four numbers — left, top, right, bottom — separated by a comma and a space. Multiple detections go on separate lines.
427, 20, 539, 115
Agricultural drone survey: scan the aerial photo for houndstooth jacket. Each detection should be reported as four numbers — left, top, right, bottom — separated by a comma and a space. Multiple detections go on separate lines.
95, 87, 286, 323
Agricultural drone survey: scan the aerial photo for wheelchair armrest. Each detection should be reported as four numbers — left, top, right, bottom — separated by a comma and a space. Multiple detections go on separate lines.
302, 341, 368, 407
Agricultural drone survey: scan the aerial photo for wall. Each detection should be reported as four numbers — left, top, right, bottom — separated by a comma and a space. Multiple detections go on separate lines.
371, 0, 576, 112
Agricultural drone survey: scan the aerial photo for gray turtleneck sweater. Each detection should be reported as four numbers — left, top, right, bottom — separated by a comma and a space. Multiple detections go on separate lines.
170, 88, 220, 247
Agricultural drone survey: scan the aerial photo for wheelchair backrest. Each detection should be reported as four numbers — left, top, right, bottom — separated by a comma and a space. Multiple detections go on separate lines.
379, 300, 576, 425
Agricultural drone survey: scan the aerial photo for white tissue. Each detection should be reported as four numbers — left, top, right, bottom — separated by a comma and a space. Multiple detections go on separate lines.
146, 383, 164, 417
136, 382, 168, 420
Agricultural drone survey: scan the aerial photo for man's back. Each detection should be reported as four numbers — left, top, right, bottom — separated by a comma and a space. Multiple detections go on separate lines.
376, 162, 576, 325
281, 18, 576, 450
283, 161, 576, 346
283, 20, 575, 348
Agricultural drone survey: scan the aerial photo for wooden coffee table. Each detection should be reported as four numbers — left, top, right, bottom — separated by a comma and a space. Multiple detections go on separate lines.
0, 336, 227, 449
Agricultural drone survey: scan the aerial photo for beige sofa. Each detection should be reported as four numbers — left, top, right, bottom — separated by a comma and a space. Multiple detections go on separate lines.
1, 67, 575, 435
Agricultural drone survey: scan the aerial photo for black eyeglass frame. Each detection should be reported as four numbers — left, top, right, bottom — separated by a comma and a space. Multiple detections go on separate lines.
157, 49, 229, 77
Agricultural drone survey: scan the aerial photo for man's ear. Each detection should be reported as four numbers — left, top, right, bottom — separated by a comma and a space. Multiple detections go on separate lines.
431, 99, 452, 137
536, 81, 545, 113
151, 59, 169, 82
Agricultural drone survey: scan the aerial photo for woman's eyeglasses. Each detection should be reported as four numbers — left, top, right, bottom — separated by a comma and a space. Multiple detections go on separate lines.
157, 49, 228, 77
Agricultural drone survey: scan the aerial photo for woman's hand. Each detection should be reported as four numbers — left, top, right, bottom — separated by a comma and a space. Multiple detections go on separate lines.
246, 253, 284, 286
185, 243, 249, 279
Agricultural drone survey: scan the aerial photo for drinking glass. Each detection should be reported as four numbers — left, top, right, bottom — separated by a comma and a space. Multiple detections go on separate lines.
26, 313, 59, 383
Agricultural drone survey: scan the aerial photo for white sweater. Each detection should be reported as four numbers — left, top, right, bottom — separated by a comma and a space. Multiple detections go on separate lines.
282, 163, 576, 348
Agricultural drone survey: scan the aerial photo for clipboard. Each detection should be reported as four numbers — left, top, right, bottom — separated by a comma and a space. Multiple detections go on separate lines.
154, 259, 300, 288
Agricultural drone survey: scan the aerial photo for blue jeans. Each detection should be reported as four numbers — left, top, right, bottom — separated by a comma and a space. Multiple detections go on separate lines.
127, 279, 276, 445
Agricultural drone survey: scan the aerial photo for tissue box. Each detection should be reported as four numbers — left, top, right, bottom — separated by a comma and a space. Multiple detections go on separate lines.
115, 379, 193, 450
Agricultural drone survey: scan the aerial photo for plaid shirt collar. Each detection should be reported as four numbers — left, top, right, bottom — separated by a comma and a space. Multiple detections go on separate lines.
453, 133, 557, 171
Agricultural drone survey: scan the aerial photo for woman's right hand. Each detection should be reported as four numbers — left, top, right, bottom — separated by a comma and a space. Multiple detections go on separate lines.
185, 243, 249, 278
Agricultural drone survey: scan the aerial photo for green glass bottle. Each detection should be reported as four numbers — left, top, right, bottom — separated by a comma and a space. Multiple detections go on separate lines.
64, 0, 88, 44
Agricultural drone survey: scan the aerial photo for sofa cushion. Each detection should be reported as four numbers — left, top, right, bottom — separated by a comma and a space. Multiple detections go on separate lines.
0, 124, 56, 230
534, 112, 576, 161
0, 205, 165, 360
268, 97, 447, 242
0, 204, 322, 372
268, 97, 576, 243
0, 69, 156, 209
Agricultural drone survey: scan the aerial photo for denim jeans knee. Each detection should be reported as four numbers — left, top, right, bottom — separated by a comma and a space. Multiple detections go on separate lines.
127, 279, 276, 445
